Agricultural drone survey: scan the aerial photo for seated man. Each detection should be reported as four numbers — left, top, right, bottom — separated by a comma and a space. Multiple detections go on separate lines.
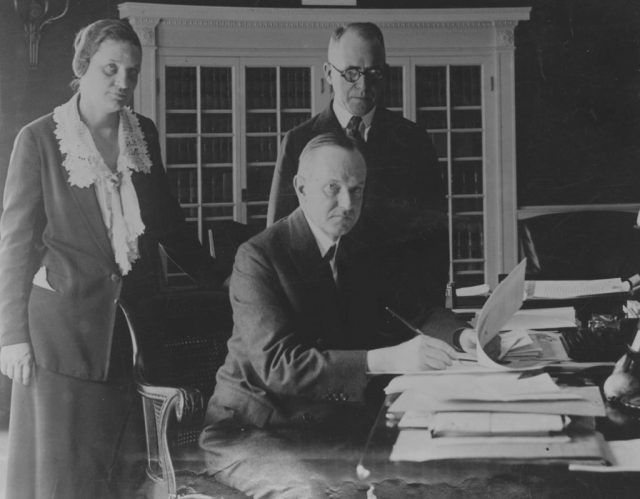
268, 22, 452, 340
200, 133, 476, 499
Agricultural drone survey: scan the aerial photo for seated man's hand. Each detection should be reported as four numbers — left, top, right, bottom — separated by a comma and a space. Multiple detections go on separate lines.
458, 329, 502, 359
367, 334, 458, 372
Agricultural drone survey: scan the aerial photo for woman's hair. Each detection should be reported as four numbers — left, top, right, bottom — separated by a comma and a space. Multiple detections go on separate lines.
70, 18, 141, 91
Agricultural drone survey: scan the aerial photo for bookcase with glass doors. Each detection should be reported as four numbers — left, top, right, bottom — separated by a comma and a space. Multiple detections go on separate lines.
120, 3, 530, 289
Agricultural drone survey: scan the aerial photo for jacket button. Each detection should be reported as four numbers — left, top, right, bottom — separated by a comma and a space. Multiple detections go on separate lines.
110, 274, 121, 282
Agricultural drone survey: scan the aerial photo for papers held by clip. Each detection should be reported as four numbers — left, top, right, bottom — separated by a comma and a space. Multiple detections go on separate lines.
399, 411, 566, 436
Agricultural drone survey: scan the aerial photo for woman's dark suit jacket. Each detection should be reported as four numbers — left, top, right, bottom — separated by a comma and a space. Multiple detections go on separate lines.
0, 112, 216, 381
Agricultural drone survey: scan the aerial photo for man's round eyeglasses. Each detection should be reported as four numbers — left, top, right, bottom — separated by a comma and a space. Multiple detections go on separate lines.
328, 63, 385, 83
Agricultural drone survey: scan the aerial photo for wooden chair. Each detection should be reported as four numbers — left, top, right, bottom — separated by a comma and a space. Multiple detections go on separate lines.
119, 291, 248, 499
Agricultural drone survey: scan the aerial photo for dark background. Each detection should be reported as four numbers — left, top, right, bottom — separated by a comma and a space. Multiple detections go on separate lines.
1, 0, 639, 207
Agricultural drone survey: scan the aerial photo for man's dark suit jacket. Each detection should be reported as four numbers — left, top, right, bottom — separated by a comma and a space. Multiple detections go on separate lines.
266, 104, 445, 234
205, 208, 465, 429
267, 103, 452, 330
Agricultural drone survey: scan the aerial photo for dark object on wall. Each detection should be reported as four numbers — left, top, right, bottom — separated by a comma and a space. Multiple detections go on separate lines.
518, 210, 640, 280
12, 0, 71, 68
515, 0, 640, 206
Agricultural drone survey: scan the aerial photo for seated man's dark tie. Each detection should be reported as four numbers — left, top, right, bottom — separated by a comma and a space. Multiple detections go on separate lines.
324, 244, 336, 263
324, 244, 338, 283
346, 115, 364, 143
324, 245, 348, 311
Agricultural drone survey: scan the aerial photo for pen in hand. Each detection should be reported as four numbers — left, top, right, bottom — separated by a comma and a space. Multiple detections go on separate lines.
385, 306, 460, 362
385, 306, 423, 337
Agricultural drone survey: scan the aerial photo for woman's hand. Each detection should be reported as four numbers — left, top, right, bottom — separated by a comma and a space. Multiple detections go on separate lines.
0, 342, 35, 385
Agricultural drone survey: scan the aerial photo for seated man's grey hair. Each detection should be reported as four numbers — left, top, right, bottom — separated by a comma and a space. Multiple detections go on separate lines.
297, 132, 364, 176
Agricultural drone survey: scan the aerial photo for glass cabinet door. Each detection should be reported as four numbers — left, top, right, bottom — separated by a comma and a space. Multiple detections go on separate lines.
161, 57, 489, 288
244, 65, 313, 230
164, 65, 235, 239
160, 60, 318, 284
386, 57, 488, 288
382, 65, 405, 115
415, 64, 485, 287
162, 63, 236, 284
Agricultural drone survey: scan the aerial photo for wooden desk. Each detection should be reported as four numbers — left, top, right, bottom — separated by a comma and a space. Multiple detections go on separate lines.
357, 373, 640, 499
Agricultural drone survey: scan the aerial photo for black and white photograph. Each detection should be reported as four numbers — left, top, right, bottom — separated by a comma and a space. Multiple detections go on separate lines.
1, 1, 640, 498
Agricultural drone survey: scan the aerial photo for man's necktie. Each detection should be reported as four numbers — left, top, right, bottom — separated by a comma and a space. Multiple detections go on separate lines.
345, 115, 364, 143
324, 244, 336, 262
324, 244, 338, 284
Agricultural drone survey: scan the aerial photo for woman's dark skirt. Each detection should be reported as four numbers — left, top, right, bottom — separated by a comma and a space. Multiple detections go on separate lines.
4, 316, 145, 499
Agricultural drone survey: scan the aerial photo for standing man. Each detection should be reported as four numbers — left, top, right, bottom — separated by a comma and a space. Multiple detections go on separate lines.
267, 22, 451, 338
267, 22, 444, 231
200, 133, 472, 499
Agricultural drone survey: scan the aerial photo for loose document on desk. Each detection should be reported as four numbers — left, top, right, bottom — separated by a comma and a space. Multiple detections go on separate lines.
526, 278, 630, 300
474, 258, 530, 369
570, 439, 640, 472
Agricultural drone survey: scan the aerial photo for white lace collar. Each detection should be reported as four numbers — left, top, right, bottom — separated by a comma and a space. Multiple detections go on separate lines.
53, 93, 152, 188
52, 94, 152, 275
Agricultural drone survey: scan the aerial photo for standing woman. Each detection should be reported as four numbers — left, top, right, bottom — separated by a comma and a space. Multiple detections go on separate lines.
0, 19, 218, 498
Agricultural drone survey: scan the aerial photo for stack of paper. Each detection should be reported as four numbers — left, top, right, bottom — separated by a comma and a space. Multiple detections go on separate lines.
498, 330, 541, 359
383, 261, 614, 465
401, 412, 566, 436
390, 430, 607, 463
386, 373, 604, 415
385, 372, 608, 464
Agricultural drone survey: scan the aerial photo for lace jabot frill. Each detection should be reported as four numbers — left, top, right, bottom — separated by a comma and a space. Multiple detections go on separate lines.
52, 94, 152, 275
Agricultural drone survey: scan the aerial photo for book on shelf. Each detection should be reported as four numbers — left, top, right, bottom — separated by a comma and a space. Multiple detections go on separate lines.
222, 171, 233, 203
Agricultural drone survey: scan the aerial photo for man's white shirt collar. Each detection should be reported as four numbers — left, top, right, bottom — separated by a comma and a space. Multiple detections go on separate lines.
304, 212, 340, 260
332, 100, 375, 141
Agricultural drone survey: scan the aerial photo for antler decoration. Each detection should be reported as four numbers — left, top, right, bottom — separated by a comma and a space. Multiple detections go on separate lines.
13, 0, 71, 69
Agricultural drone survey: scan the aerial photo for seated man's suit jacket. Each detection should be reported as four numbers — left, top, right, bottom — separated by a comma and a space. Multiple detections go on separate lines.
267, 103, 452, 334
207, 208, 465, 429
